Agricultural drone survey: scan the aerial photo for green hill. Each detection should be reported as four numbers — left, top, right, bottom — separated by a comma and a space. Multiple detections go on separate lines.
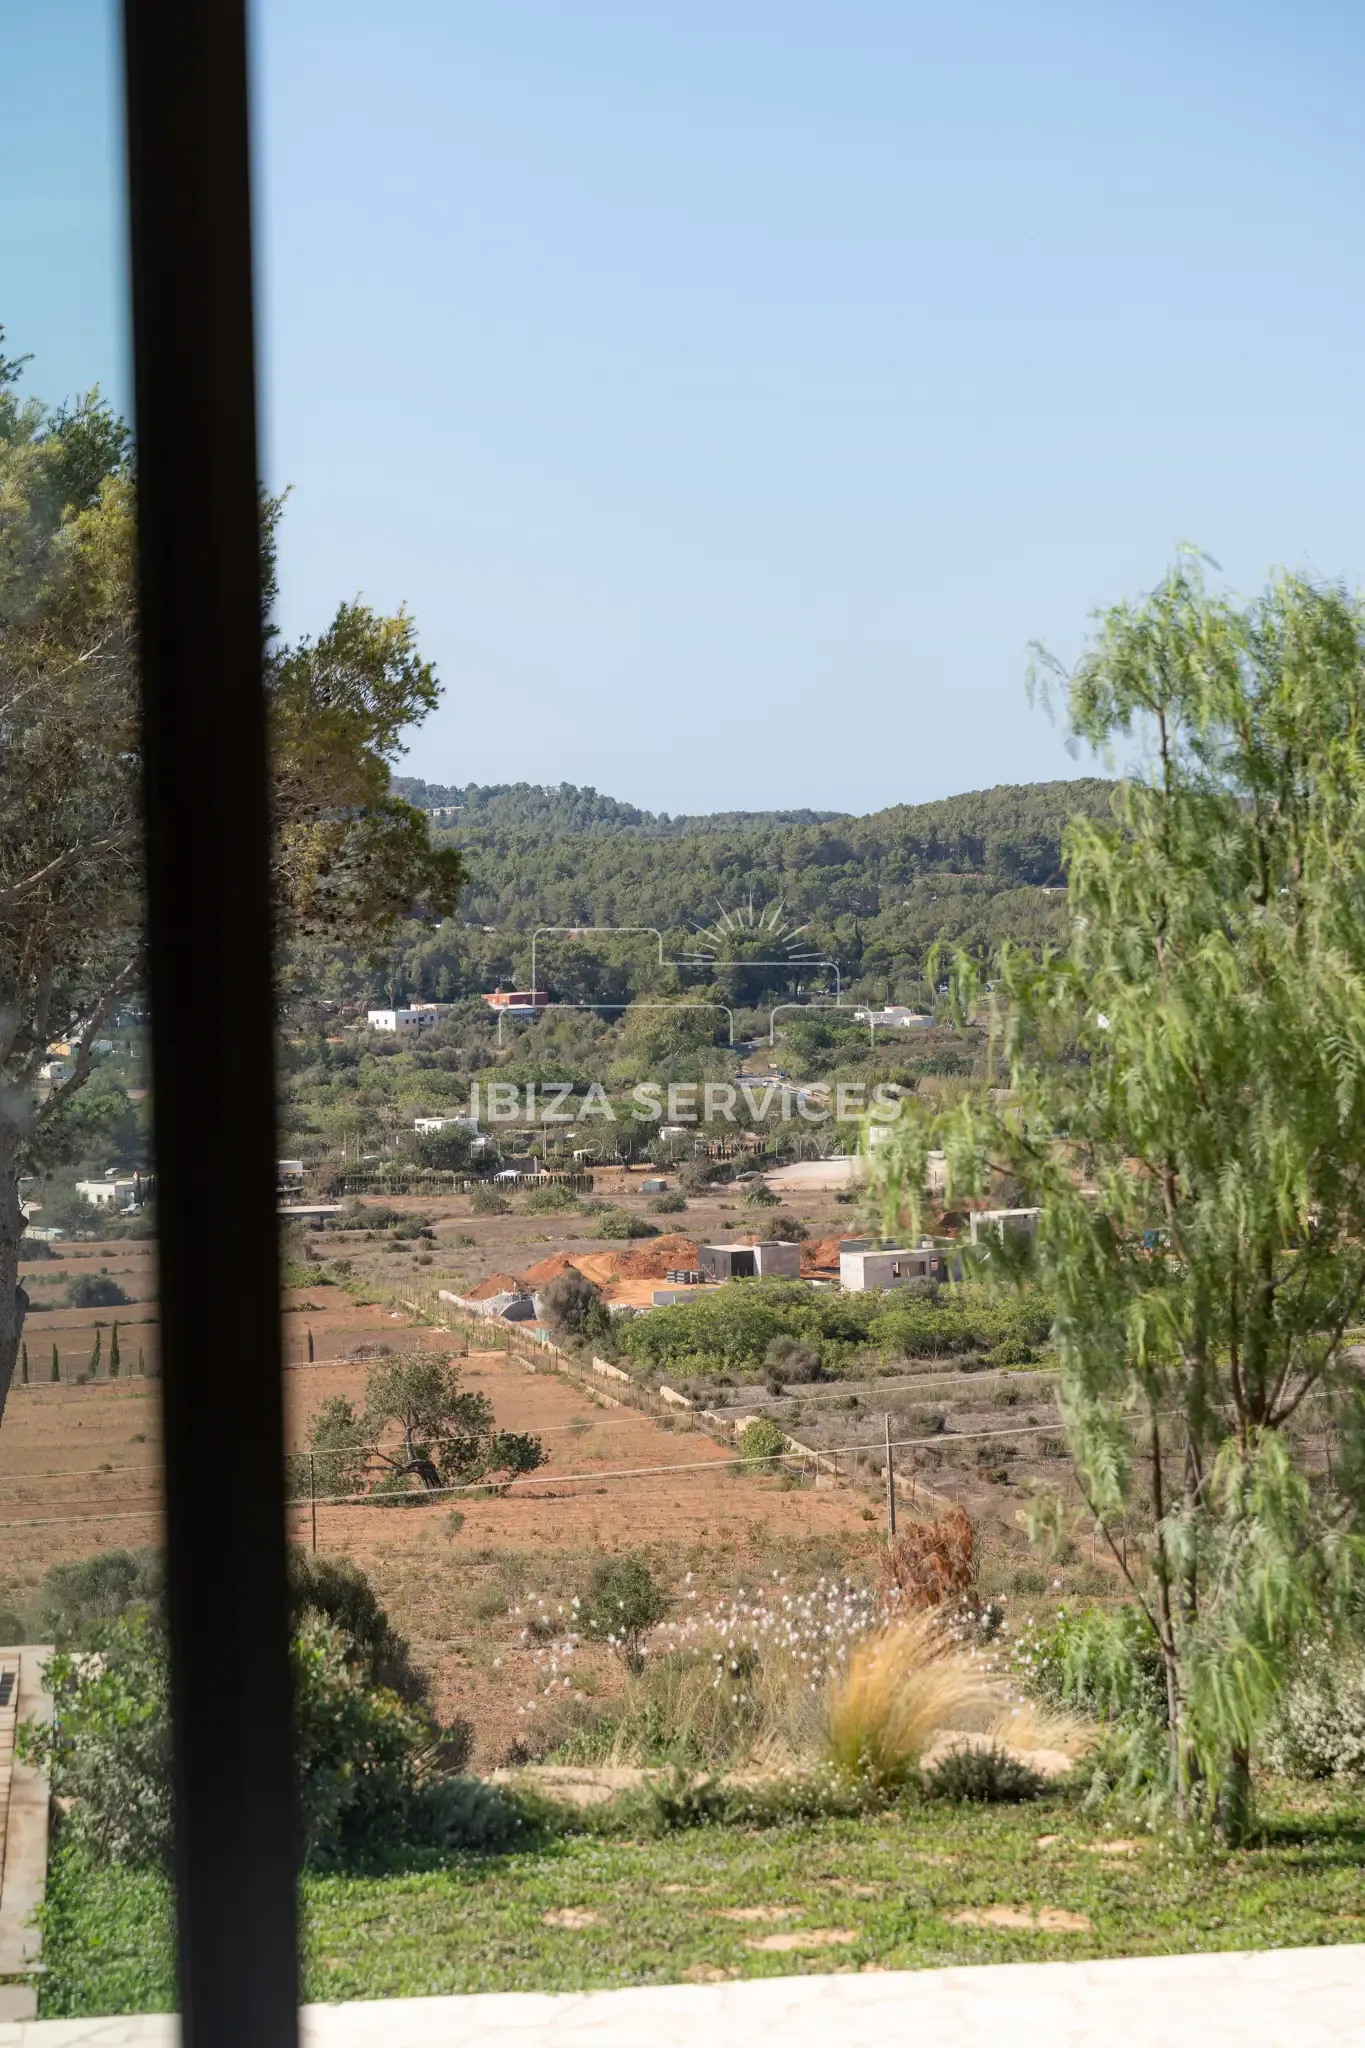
377, 778, 1114, 1007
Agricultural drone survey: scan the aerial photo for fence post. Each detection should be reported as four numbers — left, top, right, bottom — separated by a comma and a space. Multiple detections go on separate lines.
884, 1411, 897, 1539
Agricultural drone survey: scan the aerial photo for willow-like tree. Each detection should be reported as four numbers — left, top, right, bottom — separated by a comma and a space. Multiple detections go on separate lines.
0, 332, 466, 1426
873, 558, 1365, 1838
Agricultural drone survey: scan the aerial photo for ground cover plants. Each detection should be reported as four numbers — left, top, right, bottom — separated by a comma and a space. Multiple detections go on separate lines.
39, 1784, 1365, 2016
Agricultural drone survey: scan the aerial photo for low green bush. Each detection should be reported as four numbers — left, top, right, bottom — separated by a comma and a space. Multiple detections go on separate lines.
1264, 1640, 1365, 1782
66, 1274, 130, 1309
470, 1188, 510, 1215
647, 1191, 687, 1214
578, 1553, 669, 1669
920, 1742, 1045, 1803
592, 1209, 657, 1240
520, 1184, 577, 1214
24, 1610, 513, 1871
737, 1416, 789, 1469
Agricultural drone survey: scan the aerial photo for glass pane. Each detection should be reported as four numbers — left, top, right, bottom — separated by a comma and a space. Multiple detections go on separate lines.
0, 0, 172, 2022
254, 0, 1365, 2014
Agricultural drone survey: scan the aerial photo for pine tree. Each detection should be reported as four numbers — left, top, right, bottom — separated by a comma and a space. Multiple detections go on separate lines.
877, 560, 1365, 1840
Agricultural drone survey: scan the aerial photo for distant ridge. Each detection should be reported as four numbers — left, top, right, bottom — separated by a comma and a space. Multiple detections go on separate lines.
391, 778, 847, 835
391, 776, 1111, 843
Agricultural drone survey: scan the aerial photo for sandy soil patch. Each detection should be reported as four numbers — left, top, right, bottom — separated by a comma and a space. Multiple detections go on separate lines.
744, 1928, 859, 1951
948, 1905, 1093, 1932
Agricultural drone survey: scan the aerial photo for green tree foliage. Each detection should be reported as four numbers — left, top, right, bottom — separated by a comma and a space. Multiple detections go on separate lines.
578, 1553, 670, 1670
307, 1351, 546, 1500
66, 1274, 128, 1309
619, 1279, 1051, 1378
875, 559, 1365, 1836
540, 1269, 612, 1348
24, 1610, 517, 1869
738, 1415, 790, 1470
381, 779, 1113, 1010
0, 331, 466, 1422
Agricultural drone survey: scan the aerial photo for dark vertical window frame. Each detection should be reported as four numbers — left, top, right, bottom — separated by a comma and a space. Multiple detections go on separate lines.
121, 4, 299, 2044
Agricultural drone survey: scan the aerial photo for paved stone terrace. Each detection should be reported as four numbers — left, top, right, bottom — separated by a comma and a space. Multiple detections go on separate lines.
7, 1943, 1365, 2045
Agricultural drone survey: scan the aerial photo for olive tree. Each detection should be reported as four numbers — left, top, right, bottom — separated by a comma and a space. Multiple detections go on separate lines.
0, 334, 466, 1426
873, 559, 1365, 1836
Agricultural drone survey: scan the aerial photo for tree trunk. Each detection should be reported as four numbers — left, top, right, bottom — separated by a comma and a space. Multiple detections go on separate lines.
0, 1123, 28, 1431
1217, 1744, 1252, 1846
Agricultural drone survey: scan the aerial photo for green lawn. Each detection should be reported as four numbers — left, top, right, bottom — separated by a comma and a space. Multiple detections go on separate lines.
39, 1786, 1365, 2018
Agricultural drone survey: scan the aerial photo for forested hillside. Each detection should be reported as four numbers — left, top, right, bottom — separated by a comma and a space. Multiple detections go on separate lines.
373, 778, 1116, 1009
391, 778, 845, 835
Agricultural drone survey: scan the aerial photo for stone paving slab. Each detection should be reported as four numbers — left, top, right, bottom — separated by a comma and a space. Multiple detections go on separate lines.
0, 1649, 54, 1982
6, 1943, 1365, 2046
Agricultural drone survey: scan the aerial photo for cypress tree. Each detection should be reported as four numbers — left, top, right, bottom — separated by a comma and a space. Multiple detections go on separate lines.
51, 1343, 60, 1382
307, 1325, 314, 1363
137, 1347, 144, 1377
109, 1321, 121, 1379
89, 1328, 102, 1377
20, 1343, 27, 1385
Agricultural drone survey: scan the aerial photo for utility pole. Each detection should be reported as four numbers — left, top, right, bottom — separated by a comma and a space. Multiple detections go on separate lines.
884, 1411, 897, 1539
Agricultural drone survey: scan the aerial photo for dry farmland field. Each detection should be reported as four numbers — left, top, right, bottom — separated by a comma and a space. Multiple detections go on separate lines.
7, 1221, 893, 1765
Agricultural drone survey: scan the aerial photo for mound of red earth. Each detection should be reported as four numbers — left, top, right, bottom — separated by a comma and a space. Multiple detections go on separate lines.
462, 1272, 523, 1300
518, 1251, 583, 1290
611, 1234, 701, 1279
801, 1235, 844, 1274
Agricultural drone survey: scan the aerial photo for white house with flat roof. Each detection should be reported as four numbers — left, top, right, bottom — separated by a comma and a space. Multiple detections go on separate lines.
841, 1244, 948, 1292
366, 1003, 454, 1035
76, 1175, 140, 1209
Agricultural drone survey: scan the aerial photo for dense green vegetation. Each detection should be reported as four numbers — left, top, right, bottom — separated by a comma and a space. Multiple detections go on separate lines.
618, 1282, 1055, 1380
370, 776, 1115, 1010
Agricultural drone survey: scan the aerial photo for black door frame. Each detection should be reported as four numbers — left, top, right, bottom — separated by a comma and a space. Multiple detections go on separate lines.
122, 4, 299, 2042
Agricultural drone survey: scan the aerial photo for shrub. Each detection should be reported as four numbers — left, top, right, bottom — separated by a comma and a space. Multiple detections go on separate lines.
289, 1549, 434, 1713
27, 1615, 173, 1864
66, 1274, 130, 1309
578, 1553, 669, 1670
592, 1209, 657, 1240
291, 1614, 514, 1865
541, 1270, 610, 1346
741, 1181, 780, 1208
824, 1614, 987, 1790
1263, 1640, 1365, 1781
1022, 1604, 1167, 1727
768, 1213, 809, 1241
882, 1506, 977, 1609
920, 1740, 1045, 1802
763, 1333, 821, 1385
36, 1550, 163, 1646
470, 1187, 510, 1215
521, 1183, 577, 1214
26, 1610, 508, 1870
647, 1190, 688, 1214
738, 1416, 789, 1470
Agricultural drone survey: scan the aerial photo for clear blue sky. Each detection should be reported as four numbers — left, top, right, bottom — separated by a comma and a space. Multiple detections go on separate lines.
7, 1, 1365, 814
